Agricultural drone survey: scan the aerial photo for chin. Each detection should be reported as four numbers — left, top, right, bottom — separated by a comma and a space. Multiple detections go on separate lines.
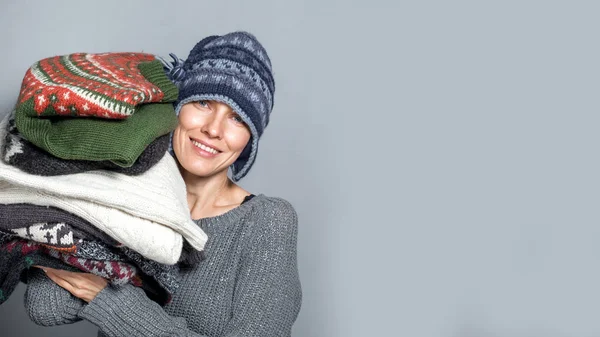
179, 161, 224, 178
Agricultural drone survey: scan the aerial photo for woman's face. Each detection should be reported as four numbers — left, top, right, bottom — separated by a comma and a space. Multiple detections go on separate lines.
173, 101, 251, 178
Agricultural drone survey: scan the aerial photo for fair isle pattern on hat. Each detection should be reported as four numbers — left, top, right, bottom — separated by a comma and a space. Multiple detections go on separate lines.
18, 53, 178, 119
163, 31, 275, 181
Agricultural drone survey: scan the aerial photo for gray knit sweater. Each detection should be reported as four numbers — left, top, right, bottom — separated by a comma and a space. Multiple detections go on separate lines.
24, 195, 302, 336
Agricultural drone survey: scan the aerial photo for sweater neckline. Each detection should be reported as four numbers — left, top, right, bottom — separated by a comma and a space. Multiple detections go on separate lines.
193, 194, 264, 226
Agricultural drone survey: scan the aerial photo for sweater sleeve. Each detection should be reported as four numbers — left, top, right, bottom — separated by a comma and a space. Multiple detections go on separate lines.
24, 268, 85, 326
79, 283, 206, 337
220, 198, 302, 337
79, 198, 302, 337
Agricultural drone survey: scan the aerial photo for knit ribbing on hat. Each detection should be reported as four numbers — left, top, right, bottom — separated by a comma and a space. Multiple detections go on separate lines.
18, 53, 178, 119
171, 31, 275, 181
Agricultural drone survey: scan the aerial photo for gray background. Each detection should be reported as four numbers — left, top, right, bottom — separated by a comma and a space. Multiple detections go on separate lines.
0, 0, 598, 336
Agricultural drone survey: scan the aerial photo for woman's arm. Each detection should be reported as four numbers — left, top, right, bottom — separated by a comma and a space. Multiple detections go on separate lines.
219, 198, 302, 337
82, 198, 302, 337
41, 269, 208, 337
79, 283, 205, 337
41, 197, 302, 337
24, 268, 84, 326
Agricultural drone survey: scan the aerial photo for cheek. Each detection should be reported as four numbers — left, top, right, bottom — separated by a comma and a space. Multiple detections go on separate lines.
171, 127, 187, 161
177, 111, 198, 129
172, 126, 183, 148
225, 128, 251, 152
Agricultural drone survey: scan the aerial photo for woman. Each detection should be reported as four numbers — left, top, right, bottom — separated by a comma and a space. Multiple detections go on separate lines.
27, 31, 302, 337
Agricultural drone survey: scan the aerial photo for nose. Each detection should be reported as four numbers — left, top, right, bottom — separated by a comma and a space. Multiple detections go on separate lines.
201, 112, 223, 139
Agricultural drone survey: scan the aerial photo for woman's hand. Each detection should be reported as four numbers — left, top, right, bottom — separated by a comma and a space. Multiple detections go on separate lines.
35, 266, 108, 303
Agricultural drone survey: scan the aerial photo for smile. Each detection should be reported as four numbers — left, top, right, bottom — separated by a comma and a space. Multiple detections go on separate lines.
191, 139, 220, 154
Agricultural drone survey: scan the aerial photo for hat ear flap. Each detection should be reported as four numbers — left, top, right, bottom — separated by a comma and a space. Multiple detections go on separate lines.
231, 141, 253, 181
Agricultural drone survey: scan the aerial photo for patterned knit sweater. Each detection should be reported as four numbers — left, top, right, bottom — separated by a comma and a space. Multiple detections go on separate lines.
25, 195, 302, 337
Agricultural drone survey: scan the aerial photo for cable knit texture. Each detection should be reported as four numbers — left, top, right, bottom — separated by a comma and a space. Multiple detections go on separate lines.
26, 195, 302, 336
0, 114, 207, 264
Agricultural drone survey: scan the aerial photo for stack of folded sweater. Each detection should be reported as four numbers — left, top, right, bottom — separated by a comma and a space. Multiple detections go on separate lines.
0, 52, 207, 306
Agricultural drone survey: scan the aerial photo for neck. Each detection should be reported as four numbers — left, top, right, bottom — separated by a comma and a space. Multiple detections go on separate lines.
180, 168, 248, 219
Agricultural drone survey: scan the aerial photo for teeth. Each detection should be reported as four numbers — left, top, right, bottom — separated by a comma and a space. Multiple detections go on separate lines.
191, 140, 219, 154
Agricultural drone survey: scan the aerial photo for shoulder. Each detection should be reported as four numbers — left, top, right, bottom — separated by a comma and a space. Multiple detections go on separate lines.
250, 195, 297, 224
246, 195, 298, 241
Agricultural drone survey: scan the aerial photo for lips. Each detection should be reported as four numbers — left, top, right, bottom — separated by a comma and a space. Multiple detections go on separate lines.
190, 138, 220, 154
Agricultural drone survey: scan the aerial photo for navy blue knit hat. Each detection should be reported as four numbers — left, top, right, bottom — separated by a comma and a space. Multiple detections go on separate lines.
161, 31, 275, 181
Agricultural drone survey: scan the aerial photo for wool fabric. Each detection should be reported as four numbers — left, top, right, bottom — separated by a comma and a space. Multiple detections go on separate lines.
74, 241, 181, 305
17, 53, 177, 119
0, 238, 138, 305
0, 114, 207, 264
162, 31, 275, 181
24, 268, 83, 326
0, 181, 183, 265
2, 114, 170, 176
14, 102, 177, 167
0, 204, 117, 244
3, 222, 76, 250
27, 195, 302, 337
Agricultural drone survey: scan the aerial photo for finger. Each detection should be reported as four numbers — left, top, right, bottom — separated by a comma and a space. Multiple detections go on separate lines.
32, 265, 50, 272
45, 270, 97, 302
44, 270, 77, 294
49, 270, 90, 294
44, 268, 85, 288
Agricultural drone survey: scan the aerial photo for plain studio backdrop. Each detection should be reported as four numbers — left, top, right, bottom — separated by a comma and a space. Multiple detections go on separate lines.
0, 0, 599, 336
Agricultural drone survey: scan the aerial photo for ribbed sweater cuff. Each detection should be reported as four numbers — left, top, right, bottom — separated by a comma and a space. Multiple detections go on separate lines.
79, 284, 194, 337
24, 269, 85, 326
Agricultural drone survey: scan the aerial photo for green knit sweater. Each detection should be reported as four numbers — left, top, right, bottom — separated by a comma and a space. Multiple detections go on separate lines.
24, 195, 302, 337
15, 57, 179, 167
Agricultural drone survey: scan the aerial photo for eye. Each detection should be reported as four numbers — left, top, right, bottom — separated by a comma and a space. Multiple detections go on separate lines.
231, 114, 245, 125
194, 100, 210, 109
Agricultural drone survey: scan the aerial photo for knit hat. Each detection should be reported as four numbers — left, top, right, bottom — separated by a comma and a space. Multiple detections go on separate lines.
162, 31, 275, 181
